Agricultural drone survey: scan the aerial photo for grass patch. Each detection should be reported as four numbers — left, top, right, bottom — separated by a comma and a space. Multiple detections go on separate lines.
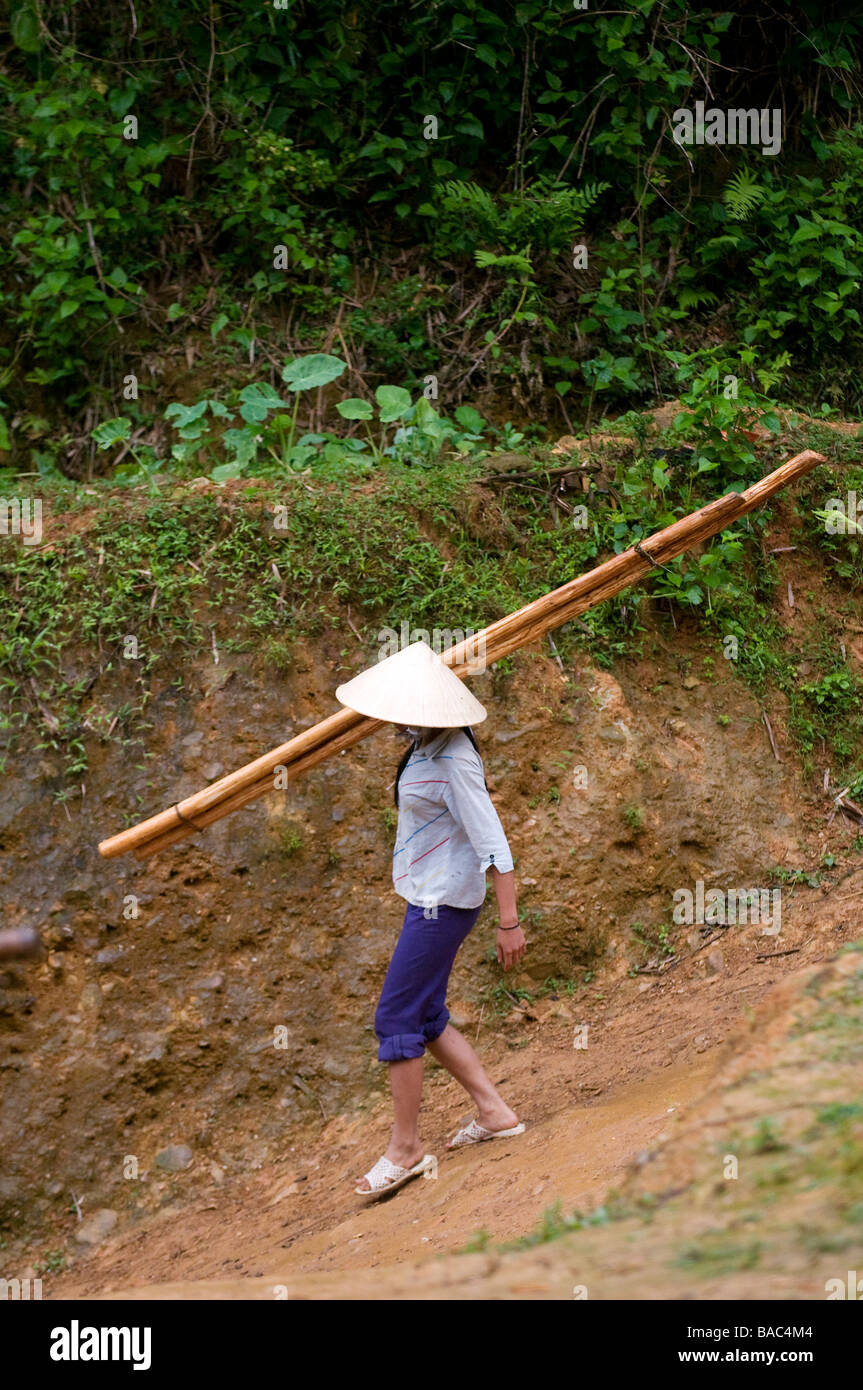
673, 1239, 762, 1276
3, 431, 862, 787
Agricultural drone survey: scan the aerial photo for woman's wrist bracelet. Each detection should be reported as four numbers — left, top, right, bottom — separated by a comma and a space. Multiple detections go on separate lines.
498, 920, 521, 931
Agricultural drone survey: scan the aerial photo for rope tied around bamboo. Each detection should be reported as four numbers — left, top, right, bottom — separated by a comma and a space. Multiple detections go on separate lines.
97, 450, 826, 861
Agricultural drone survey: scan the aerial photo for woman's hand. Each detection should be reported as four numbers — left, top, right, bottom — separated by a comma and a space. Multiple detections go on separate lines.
489, 869, 524, 970
496, 923, 527, 971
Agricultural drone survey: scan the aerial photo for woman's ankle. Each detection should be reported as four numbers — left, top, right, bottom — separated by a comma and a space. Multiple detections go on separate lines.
385, 1137, 424, 1164
476, 1097, 518, 1128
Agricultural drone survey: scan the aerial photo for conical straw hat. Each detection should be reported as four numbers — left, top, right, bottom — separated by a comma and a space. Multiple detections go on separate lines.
335, 640, 487, 727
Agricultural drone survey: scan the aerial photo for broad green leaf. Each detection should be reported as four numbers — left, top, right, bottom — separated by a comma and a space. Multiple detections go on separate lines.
822, 246, 850, 271
286, 444, 317, 470
375, 384, 412, 422
238, 382, 286, 423
222, 429, 259, 465
34, 450, 64, 479
11, 5, 41, 52
336, 398, 373, 421
790, 221, 821, 244
211, 461, 245, 482
454, 405, 486, 433
165, 400, 208, 428
92, 417, 131, 450
412, 397, 447, 436
281, 353, 346, 392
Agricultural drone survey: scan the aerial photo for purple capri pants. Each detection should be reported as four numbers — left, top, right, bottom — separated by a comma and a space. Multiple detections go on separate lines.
374, 902, 482, 1062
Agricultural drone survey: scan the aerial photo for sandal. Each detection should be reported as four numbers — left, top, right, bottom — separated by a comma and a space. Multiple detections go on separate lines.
447, 1119, 525, 1150
355, 1152, 436, 1201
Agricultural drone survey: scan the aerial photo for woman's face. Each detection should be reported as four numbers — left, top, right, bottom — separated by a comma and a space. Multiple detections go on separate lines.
394, 724, 440, 744
394, 723, 424, 741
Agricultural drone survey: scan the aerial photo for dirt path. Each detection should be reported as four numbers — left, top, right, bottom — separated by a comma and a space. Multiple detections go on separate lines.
46, 869, 856, 1300
92, 1057, 712, 1299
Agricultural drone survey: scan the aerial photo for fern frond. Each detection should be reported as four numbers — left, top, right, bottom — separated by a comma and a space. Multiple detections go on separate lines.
723, 168, 766, 221
677, 288, 719, 310
474, 249, 534, 277
438, 180, 498, 224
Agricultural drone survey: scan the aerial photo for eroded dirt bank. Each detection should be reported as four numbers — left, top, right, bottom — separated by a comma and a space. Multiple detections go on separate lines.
2, 480, 862, 1298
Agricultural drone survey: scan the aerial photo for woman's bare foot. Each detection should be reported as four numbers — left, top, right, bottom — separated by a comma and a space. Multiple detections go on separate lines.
356, 1140, 425, 1192
476, 1101, 519, 1132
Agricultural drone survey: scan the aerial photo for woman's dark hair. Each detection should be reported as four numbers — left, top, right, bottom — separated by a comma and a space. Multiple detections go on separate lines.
394, 726, 485, 808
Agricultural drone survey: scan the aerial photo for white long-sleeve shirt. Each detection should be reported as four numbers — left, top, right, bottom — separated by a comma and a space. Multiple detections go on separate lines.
392, 729, 514, 909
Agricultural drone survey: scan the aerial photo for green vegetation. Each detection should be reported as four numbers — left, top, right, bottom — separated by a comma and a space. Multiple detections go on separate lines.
278, 825, 305, 858
814, 1103, 863, 1128
497, 1196, 627, 1253
33, 1249, 67, 1275
2, 420, 862, 785
1, 4, 863, 810
674, 1239, 762, 1276
749, 1118, 787, 1155
478, 980, 534, 1017
461, 1228, 492, 1254
2, 3, 863, 480
88, 357, 497, 486
540, 977, 578, 998
630, 918, 675, 965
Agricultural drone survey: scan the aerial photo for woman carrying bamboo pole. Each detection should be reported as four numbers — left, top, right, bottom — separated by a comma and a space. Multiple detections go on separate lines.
335, 641, 527, 1201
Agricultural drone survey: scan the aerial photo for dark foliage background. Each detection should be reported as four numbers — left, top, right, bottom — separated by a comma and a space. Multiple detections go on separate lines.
1, 0, 862, 476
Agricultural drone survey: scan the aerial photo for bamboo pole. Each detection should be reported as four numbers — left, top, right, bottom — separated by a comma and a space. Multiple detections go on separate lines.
99, 449, 825, 861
